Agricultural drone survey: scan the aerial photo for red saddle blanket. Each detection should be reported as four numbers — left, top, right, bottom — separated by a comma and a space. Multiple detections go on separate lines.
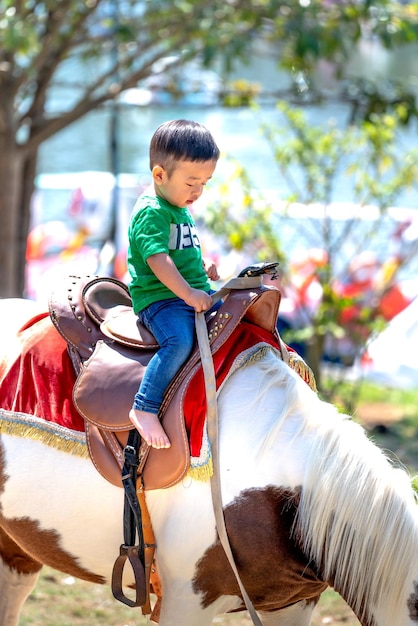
0, 311, 288, 464
0, 313, 84, 431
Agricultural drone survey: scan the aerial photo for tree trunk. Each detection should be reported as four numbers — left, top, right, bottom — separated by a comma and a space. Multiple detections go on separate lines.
0, 139, 38, 299
0, 132, 24, 298
18, 154, 38, 297
305, 334, 325, 392
0, 78, 41, 299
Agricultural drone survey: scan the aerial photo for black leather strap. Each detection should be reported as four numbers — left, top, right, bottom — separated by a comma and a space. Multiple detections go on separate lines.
121, 430, 144, 552
111, 429, 147, 607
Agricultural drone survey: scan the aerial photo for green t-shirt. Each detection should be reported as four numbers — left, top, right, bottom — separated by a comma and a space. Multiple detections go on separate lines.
127, 194, 210, 313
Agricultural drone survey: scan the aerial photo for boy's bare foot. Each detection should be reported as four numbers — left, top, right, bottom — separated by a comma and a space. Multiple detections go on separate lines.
129, 408, 171, 449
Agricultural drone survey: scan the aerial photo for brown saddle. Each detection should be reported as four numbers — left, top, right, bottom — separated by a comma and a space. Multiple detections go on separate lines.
49, 274, 282, 491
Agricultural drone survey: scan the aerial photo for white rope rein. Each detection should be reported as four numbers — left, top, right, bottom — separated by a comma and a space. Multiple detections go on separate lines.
195, 274, 265, 626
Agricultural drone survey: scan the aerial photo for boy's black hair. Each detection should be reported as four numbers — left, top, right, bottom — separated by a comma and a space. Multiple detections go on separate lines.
150, 119, 220, 173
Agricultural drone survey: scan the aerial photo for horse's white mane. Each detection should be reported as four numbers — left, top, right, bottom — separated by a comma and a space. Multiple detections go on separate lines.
249, 350, 418, 626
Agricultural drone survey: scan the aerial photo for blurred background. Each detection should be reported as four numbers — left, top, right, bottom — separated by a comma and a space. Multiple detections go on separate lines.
2, 0, 418, 399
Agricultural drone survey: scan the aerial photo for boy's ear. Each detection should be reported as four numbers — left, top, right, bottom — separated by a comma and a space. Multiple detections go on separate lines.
152, 165, 165, 183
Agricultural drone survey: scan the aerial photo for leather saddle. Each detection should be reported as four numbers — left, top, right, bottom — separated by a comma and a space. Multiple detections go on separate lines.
48, 271, 283, 491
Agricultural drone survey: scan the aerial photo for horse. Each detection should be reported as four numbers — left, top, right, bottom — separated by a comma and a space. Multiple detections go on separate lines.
0, 297, 418, 626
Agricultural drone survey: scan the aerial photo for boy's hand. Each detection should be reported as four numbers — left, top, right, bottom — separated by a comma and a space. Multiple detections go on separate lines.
203, 258, 220, 281
184, 288, 213, 312
147, 253, 216, 311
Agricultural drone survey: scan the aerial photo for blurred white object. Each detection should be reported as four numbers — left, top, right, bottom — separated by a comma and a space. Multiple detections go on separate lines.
356, 296, 418, 388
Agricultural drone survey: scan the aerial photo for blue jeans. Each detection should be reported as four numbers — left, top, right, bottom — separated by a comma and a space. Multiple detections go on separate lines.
133, 298, 197, 414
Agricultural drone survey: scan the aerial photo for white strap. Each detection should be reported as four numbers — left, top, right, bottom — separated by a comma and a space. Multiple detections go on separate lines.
209, 276, 262, 306
195, 311, 264, 626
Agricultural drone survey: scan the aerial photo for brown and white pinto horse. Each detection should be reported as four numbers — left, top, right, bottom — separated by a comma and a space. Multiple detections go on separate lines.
0, 298, 417, 626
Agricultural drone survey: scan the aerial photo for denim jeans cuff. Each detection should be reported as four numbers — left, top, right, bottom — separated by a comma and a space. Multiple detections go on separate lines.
132, 396, 160, 414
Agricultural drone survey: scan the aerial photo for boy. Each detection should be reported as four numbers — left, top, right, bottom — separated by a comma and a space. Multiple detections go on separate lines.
127, 119, 220, 449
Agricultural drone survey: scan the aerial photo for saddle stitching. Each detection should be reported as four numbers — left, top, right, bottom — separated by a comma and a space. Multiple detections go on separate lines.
85, 423, 105, 477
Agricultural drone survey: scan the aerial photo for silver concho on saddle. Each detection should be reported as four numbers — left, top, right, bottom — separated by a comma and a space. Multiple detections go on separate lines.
48, 272, 282, 490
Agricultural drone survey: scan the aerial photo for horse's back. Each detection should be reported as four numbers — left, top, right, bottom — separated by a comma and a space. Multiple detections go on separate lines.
0, 298, 46, 338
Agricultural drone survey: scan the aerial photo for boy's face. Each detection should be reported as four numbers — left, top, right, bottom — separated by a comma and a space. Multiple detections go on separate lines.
152, 159, 217, 208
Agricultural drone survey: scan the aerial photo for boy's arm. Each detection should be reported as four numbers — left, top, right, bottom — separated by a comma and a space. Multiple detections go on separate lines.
147, 252, 212, 312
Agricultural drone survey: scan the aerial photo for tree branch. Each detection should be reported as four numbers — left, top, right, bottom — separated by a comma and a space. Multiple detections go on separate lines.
18, 2, 105, 118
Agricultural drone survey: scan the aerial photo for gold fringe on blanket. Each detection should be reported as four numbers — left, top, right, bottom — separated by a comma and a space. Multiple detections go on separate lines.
287, 351, 318, 393
188, 456, 214, 482
0, 409, 89, 459
220, 342, 318, 393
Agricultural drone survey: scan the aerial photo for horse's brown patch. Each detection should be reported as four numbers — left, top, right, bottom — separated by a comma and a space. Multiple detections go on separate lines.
408, 580, 418, 621
192, 485, 327, 611
0, 440, 105, 584
0, 527, 42, 576
0, 517, 105, 584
